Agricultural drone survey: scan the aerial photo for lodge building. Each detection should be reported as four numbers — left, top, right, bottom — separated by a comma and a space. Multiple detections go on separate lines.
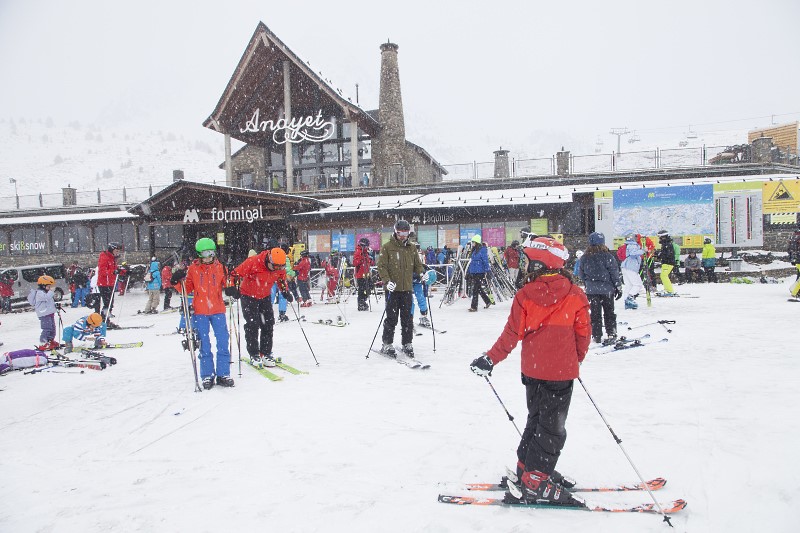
0, 23, 798, 268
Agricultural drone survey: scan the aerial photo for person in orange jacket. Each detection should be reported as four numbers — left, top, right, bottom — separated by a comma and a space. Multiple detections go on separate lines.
470, 237, 590, 507
230, 247, 291, 367
171, 238, 233, 389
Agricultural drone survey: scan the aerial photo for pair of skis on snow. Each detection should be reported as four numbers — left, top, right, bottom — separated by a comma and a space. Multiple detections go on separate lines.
245, 357, 308, 382
589, 334, 669, 355
370, 346, 431, 370
438, 475, 686, 515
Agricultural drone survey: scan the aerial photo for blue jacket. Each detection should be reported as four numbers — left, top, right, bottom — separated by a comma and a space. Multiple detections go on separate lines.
425, 249, 437, 264
146, 261, 162, 291
437, 251, 446, 264
578, 250, 621, 295
620, 241, 644, 272
467, 245, 491, 274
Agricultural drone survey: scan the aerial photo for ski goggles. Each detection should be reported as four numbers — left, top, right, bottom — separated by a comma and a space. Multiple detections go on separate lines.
199, 250, 216, 258
395, 230, 410, 239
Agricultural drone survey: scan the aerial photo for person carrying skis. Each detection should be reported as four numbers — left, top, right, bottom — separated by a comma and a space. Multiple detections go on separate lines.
377, 219, 425, 358
656, 230, 678, 295
353, 237, 374, 311
170, 238, 233, 389
578, 232, 621, 343
62, 312, 107, 353
503, 240, 521, 288
97, 242, 121, 322
28, 275, 59, 350
469, 236, 590, 506
619, 234, 645, 309
295, 250, 313, 306
230, 247, 291, 367
467, 235, 492, 312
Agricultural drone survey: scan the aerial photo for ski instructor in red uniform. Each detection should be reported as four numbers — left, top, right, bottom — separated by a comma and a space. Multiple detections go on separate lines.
97, 242, 122, 324
470, 236, 591, 507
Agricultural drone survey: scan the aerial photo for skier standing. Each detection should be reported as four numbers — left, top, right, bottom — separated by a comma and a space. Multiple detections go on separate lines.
469, 237, 590, 506
171, 238, 234, 389
619, 234, 645, 309
656, 230, 678, 295
28, 275, 59, 350
377, 219, 425, 357
578, 232, 621, 343
295, 250, 313, 306
701, 237, 717, 283
353, 237, 374, 311
467, 235, 492, 312
230, 247, 290, 367
96, 242, 121, 321
142, 257, 161, 314
503, 240, 521, 288
161, 262, 174, 309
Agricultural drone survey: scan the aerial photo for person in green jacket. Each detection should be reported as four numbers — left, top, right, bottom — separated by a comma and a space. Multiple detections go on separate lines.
701, 237, 717, 283
377, 220, 425, 358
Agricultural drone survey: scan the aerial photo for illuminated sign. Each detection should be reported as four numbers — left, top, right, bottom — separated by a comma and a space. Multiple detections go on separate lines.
240, 109, 334, 144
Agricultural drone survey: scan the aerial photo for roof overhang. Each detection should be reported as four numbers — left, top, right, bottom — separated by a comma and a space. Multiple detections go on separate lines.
203, 22, 380, 145
129, 180, 329, 221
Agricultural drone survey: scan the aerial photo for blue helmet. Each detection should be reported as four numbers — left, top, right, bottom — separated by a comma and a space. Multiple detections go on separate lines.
588, 232, 605, 246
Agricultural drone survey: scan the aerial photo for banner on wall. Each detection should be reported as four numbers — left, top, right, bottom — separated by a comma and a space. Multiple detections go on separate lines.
504, 222, 527, 246
439, 227, 460, 249
356, 232, 381, 250
613, 184, 714, 237
482, 227, 505, 247
416, 227, 437, 249
308, 233, 331, 254
530, 219, 548, 235
332, 231, 355, 252
762, 179, 800, 214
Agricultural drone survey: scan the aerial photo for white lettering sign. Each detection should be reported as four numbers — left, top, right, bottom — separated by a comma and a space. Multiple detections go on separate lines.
10, 240, 47, 252
183, 209, 200, 223
239, 109, 334, 144
210, 206, 265, 224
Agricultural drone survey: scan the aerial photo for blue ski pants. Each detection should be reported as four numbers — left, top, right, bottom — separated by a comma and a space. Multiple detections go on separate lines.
193, 313, 231, 378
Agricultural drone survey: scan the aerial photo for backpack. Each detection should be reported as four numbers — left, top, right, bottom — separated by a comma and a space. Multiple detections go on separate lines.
616, 245, 627, 262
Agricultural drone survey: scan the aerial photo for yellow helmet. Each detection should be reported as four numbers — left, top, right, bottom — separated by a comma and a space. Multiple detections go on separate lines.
37, 275, 56, 286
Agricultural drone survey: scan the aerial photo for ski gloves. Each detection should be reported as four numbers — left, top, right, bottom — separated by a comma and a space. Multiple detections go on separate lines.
470, 353, 494, 377
171, 270, 187, 285
282, 291, 293, 303
224, 286, 240, 299
614, 286, 623, 300
386, 281, 397, 292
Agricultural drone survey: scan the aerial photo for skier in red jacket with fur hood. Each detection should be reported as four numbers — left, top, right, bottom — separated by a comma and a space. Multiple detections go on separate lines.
470, 236, 591, 507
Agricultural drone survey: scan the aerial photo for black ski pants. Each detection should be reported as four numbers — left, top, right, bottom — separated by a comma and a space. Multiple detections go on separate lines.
470, 273, 491, 309
297, 280, 311, 302
588, 293, 616, 339
704, 266, 717, 283
517, 376, 574, 476
382, 290, 413, 346
98, 286, 114, 316
240, 295, 275, 357
356, 277, 370, 309
163, 287, 174, 309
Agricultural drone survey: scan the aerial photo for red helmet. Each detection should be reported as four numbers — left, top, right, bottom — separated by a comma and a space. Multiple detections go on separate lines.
523, 237, 569, 271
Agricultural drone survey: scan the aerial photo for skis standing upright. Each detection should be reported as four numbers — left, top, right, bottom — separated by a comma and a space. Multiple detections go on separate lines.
179, 281, 202, 392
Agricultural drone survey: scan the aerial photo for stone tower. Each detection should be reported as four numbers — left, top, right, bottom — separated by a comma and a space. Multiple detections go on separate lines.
493, 148, 510, 178
374, 42, 406, 187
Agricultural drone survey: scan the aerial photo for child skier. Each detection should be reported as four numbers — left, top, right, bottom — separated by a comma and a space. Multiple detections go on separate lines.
578, 232, 622, 343
171, 238, 234, 389
62, 312, 107, 353
28, 275, 59, 350
470, 236, 590, 506
619, 234, 645, 309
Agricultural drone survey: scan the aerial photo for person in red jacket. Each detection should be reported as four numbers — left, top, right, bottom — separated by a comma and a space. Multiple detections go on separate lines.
294, 251, 312, 307
470, 236, 590, 507
503, 240, 521, 288
171, 238, 233, 389
230, 247, 291, 367
96, 242, 122, 322
353, 237, 375, 311
321, 256, 339, 302
161, 263, 174, 310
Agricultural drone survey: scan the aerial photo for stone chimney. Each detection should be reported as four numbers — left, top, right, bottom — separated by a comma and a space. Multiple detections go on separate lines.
173, 169, 185, 182
62, 185, 76, 206
751, 135, 773, 163
493, 148, 510, 178
556, 147, 570, 176
374, 42, 406, 186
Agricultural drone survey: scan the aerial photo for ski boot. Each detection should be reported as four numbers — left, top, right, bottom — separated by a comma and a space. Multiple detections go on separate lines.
216, 375, 235, 387
250, 354, 263, 368
37, 340, 60, 351
380, 343, 397, 358
202, 376, 215, 390
401, 344, 415, 358
624, 296, 638, 309
261, 354, 277, 367
278, 312, 289, 322
63, 341, 74, 354
505, 470, 585, 506
418, 315, 431, 327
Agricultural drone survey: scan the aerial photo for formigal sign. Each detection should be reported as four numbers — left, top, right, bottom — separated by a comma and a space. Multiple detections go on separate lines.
240, 109, 334, 144
182, 206, 266, 224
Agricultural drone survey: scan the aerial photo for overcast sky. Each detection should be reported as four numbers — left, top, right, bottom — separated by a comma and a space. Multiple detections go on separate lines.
1, 0, 798, 164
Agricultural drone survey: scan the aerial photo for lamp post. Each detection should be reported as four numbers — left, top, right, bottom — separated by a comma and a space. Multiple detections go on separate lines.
9, 178, 18, 209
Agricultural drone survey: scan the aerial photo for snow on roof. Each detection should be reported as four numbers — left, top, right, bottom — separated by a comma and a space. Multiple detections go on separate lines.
0, 209, 137, 227
295, 194, 423, 215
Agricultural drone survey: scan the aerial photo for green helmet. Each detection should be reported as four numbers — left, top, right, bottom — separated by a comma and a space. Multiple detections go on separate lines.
195, 237, 216, 254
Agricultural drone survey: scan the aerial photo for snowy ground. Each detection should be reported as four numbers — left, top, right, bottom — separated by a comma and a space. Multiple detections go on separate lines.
1, 279, 798, 533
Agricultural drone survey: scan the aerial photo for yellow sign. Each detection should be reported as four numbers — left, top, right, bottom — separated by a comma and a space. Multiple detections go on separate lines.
763, 179, 800, 214
216, 232, 225, 245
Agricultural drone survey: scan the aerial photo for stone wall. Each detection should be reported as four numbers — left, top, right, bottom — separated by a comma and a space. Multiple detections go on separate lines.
230, 145, 268, 189
403, 146, 443, 185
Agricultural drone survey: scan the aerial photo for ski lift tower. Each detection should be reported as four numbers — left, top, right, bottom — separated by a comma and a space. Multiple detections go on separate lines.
609, 127, 630, 153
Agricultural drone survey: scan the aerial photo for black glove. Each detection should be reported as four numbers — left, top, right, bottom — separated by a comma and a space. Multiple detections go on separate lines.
282, 291, 293, 303
470, 354, 494, 377
171, 270, 187, 284
55, 303, 63, 310
224, 286, 240, 299
614, 287, 623, 300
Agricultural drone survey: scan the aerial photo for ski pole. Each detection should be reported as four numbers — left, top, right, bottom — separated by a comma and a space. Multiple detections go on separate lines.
424, 283, 436, 353
577, 376, 672, 527
484, 376, 523, 438
366, 292, 389, 359
287, 297, 319, 366
235, 298, 243, 376
626, 320, 675, 332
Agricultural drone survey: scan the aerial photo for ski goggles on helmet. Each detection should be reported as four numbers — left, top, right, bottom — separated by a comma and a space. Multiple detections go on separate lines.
199, 250, 216, 259
395, 229, 410, 239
